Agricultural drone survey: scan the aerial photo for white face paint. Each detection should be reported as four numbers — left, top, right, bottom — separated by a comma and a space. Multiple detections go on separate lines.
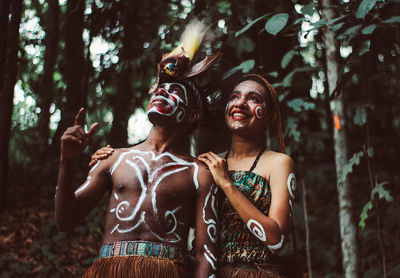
246, 219, 266, 242
108, 149, 200, 243
202, 184, 218, 243
147, 83, 188, 123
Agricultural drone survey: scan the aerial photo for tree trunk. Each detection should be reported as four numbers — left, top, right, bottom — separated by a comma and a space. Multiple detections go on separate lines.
320, 1, 359, 278
0, 0, 23, 211
109, 1, 136, 147
52, 0, 85, 152
0, 0, 12, 91
37, 0, 59, 152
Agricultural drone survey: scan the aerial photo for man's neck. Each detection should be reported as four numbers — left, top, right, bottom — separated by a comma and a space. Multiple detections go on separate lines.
229, 133, 265, 158
143, 126, 190, 155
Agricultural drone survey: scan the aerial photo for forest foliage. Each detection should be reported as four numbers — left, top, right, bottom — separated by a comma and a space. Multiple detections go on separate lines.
0, 0, 399, 277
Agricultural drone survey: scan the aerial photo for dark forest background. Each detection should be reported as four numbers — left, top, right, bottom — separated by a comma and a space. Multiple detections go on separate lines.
0, 0, 399, 277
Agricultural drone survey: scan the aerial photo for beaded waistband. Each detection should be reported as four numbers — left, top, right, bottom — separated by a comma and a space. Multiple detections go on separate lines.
99, 240, 186, 260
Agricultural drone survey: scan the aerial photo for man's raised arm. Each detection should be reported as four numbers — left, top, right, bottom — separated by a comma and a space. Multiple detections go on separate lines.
194, 166, 219, 278
55, 108, 109, 231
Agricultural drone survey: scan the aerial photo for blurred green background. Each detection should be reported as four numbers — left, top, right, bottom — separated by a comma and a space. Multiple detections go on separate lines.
0, 0, 399, 277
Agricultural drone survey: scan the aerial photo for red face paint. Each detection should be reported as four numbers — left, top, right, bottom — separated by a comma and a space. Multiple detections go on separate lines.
254, 105, 264, 119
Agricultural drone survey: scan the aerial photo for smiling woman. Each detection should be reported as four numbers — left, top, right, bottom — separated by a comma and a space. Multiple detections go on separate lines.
198, 74, 293, 278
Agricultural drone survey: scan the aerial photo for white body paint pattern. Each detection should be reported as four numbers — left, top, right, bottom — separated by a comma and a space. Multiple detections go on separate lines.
74, 160, 101, 194
108, 149, 199, 243
287, 173, 296, 215
246, 219, 267, 242
202, 184, 218, 243
267, 234, 285, 253
204, 244, 217, 271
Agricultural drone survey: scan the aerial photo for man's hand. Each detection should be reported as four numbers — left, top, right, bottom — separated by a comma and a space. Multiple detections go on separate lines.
60, 108, 98, 161
89, 145, 114, 168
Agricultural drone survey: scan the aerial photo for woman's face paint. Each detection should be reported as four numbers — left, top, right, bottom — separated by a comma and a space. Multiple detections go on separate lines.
225, 80, 267, 131
254, 104, 265, 119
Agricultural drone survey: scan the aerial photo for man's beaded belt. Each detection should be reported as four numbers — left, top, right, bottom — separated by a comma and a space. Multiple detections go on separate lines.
99, 240, 186, 261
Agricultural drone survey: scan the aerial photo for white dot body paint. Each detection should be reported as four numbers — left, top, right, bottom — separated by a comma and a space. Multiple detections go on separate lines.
246, 219, 266, 241
254, 105, 264, 119
267, 234, 285, 252
108, 149, 199, 243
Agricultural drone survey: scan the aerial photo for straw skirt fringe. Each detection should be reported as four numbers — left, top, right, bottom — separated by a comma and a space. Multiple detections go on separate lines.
82, 255, 181, 278
218, 265, 285, 278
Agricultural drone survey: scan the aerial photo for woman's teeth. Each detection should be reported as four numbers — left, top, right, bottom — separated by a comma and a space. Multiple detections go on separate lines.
233, 113, 246, 118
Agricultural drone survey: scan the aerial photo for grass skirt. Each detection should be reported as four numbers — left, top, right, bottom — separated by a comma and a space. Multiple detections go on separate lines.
82, 255, 184, 278
218, 263, 285, 278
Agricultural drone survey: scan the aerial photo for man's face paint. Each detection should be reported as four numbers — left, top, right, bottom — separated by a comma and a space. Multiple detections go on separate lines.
148, 83, 188, 123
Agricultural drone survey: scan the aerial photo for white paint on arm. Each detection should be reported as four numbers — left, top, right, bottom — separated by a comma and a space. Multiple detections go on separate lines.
286, 172, 296, 216
203, 244, 217, 270
74, 160, 101, 194
202, 184, 218, 243
267, 234, 285, 252
246, 219, 267, 241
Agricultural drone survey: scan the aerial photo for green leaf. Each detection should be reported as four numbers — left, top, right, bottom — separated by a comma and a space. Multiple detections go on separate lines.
223, 60, 255, 79
281, 66, 313, 87
367, 147, 374, 157
337, 25, 362, 40
301, 3, 317, 16
265, 13, 289, 36
239, 60, 255, 73
359, 201, 373, 229
361, 24, 376, 35
331, 22, 345, 32
344, 24, 362, 36
287, 98, 315, 112
286, 117, 301, 142
338, 151, 363, 184
383, 16, 400, 23
281, 50, 298, 69
217, 1, 231, 15
358, 40, 371, 56
53, 72, 62, 81
267, 71, 279, 78
236, 36, 255, 58
356, 0, 377, 19
327, 15, 348, 26
353, 106, 367, 126
235, 14, 269, 37
371, 182, 393, 202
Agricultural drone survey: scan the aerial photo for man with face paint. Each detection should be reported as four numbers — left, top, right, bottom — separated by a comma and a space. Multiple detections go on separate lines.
55, 19, 220, 278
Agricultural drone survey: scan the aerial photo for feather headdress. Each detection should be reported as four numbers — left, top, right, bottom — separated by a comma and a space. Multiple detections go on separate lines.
152, 19, 221, 93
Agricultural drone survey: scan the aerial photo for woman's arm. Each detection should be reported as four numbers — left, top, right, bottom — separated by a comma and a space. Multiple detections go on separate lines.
198, 151, 295, 253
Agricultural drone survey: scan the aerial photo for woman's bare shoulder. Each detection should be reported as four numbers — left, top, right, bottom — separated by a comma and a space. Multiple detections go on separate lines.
263, 150, 294, 169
